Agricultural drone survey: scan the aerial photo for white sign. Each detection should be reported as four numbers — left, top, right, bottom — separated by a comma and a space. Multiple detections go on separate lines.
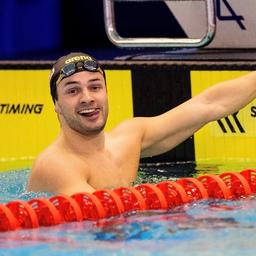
165, 0, 256, 48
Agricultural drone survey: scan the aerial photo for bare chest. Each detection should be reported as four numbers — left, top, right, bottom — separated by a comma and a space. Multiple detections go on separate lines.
84, 147, 141, 189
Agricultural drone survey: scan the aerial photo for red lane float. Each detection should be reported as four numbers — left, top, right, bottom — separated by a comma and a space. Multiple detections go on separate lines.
49, 195, 83, 222
177, 177, 209, 201
28, 198, 63, 226
219, 172, 252, 198
156, 180, 189, 207
0, 169, 256, 232
135, 183, 168, 210
71, 192, 106, 220
7, 200, 39, 229
114, 187, 147, 211
93, 189, 125, 217
239, 169, 256, 193
0, 204, 19, 231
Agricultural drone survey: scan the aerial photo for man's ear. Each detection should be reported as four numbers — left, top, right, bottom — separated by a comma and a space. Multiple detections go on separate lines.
54, 102, 62, 114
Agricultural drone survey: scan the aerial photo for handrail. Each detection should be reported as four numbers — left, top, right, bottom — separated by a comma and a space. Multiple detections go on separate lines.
103, 0, 216, 48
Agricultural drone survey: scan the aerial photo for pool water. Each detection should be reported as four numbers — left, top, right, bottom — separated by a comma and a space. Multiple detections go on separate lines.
0, 163, 256, 256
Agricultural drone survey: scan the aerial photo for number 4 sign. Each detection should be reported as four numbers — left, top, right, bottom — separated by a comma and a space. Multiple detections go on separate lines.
216, 0, 246, 30
166, 0, 255, 48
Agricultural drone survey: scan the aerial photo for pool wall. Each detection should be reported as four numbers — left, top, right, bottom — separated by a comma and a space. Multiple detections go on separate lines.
0, 60, 256, 171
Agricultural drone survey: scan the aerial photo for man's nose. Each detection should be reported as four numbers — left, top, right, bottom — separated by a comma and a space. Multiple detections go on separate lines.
80, 89, 94, 103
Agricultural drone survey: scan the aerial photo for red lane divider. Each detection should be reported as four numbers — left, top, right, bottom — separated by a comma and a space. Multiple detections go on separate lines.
71, 192, 106, 220
135, 183, 168, 210
6, 200, 39, 229
198, 174, 232, 199
156, 181, 189, 208
28, 198, 62, 226
0, 170, 255, 232
49, 195, 83, 222
114, 187, 147, 211
93, 189, 125, 217
240, 169, 256, 193
177, 177, 209, 201
0, 204, 19, 231
219, 172, 252, 198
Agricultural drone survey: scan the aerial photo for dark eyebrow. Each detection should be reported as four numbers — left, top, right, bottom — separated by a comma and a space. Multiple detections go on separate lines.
61, 81, 78, 87
87, 78, 103, 83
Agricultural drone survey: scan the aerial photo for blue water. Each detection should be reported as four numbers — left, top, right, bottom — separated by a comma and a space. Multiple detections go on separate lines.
0, 165, 256, 256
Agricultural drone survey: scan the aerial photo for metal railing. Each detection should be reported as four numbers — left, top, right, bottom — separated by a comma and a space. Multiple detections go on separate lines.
103, 0, 216, 48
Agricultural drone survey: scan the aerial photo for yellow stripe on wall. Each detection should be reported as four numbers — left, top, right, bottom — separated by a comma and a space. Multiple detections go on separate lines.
191, 71, 256, 164
104, 70, 133, 130
0, 69, 133, 171
0, 70, 59, 171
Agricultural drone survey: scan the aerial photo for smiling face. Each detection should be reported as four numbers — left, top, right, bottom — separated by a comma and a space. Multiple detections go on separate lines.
55, 70, 108, 136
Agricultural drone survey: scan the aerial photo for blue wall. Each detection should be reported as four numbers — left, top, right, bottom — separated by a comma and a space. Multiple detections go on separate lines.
0, 0, 184, 60
0, 0, 60, 58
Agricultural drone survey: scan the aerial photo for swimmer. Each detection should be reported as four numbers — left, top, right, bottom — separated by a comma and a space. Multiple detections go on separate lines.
27, 52, 256, 195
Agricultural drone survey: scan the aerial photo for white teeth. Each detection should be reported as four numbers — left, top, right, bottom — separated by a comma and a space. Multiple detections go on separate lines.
79, 109, 96, 114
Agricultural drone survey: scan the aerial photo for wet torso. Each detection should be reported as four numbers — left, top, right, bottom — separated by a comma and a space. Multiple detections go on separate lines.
29, 129, 143, 194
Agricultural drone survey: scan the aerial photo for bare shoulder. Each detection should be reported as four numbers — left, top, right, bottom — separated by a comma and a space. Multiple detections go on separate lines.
27, 143, 82, 193
32, 144, 65, 174
27, 145, 61, 189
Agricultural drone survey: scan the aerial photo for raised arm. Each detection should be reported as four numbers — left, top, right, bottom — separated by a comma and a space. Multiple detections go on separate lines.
139, 71, 256, 157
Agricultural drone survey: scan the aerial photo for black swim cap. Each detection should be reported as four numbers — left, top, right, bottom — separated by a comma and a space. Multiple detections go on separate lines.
49, 52, 104, 103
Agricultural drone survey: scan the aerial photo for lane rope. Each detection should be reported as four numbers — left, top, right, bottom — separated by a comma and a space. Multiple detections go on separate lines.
0, 169, 255, 232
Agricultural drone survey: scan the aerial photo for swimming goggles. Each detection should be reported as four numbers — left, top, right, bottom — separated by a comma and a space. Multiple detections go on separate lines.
56, 60, 104, 85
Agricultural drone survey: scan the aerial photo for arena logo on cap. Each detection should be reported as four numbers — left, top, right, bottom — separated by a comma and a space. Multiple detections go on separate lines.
65, 55, 92, 64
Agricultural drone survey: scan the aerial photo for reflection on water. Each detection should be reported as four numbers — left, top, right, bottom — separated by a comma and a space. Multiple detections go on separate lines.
136, 161, 256, 185
135, 161, 197, 185
94, 196, 256, 242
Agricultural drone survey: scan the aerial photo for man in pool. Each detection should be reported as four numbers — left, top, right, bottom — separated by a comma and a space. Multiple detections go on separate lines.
27, 52, 256, 195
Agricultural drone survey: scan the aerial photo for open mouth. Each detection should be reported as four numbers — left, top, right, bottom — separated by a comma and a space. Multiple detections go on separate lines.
78, 108, 100, 117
